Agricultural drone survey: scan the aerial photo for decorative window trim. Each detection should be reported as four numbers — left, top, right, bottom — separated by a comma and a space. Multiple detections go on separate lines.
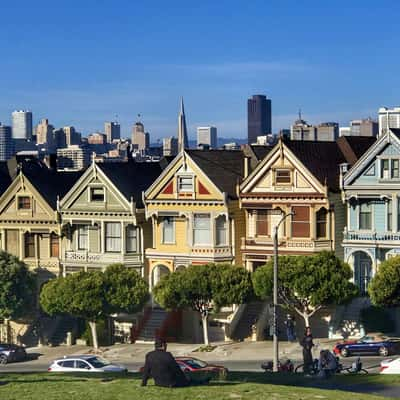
162, 216, 175, 244
177, 175, 194, 193
17, 195, 32, 210
88, 185, 106, 202
273, 168, 292, 185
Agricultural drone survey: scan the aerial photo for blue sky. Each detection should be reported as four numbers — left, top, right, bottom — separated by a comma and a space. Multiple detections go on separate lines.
0, 0, 399, 140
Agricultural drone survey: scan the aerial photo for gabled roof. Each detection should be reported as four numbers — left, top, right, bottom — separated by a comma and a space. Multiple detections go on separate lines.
283, 137, 375, 192
250, 145, 274, 161
186, 150, 244, 199
97, 161, 165, 207
20, 161, 83, 209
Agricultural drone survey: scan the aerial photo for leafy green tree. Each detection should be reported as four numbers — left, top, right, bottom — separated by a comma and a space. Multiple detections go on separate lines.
0, 251, 35, 322
252, 251, 358, 327
153, 263, 253, 345
40, 264, 148, 349
369, 256, 400, 308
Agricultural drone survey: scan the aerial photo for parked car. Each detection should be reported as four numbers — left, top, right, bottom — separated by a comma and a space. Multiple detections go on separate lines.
333, 335, 400, 357
175, 357, 228, 376
380, 358, 400, 374
0, 344, 27, 364
48, 355, 127, 373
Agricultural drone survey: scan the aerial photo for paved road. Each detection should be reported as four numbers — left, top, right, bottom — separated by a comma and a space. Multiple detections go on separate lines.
0, 353, 386, 373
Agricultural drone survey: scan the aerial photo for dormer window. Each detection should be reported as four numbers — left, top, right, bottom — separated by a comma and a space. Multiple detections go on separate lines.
178, 176, 193, 192
275, 169, 291, 185
18, 196, 31, 210
90, 187, 105, 202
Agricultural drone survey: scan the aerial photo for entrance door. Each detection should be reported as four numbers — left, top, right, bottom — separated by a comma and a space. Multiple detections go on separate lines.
356, 254, 372, 296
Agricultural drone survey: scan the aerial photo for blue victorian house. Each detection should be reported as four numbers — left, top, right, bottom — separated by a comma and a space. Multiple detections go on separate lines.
342, 129, 400, 295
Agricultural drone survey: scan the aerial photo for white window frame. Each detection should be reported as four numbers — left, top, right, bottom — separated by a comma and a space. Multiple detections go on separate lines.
215, 215, 227, 246
274, 169, 292, 185
162, 217, 175, 244
105, 222, 122, 253
193, 213, 211, 246
78, 225, 89, 250
126, 224, 138, 253
177, 175, 194, 192
89, 186, 106, 202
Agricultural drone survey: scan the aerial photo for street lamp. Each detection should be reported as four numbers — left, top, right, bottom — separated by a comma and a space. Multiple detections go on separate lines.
272, 211, 294, 372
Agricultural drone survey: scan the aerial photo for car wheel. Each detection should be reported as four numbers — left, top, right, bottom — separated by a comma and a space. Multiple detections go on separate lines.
379, 347, 389, 357
340, 348, 349, 357
0, 355, 8, 365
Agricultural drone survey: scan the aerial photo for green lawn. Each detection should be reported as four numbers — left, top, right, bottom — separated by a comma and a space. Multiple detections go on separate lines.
0, 372, 398, 400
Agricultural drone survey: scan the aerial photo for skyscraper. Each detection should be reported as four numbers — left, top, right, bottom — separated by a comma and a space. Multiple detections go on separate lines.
36, 119, 54, 145
12, 110, 33, 140
131, 121, 149, 153
247, 95, 272, 144
163, 137, 178, 156
197, 126, 217, 149
0, 124, 14, 161
178, 98, 189, 152
105, 121, 120, 143
63, 126, 81, 146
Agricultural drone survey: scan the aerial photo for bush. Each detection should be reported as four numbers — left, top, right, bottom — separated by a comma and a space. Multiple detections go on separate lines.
360, 306, 395, 334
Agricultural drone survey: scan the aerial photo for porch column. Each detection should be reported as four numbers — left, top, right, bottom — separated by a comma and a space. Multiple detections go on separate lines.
19, 230, 24, 259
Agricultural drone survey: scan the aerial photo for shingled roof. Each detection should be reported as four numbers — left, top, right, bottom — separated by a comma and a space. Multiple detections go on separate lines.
20, 161, 83, 209
186, 150, 244, 199
97, 161, 165, 207
284, 136, 376, 192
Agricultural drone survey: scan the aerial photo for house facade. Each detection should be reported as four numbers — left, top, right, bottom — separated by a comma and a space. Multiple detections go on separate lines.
240, 137, 375, 271
143, 150, 245, 288
59, 161, 163, 278
342, 129, 400, 295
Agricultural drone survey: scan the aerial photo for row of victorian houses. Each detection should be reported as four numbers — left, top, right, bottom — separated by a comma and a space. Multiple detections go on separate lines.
1, 128, 399, 343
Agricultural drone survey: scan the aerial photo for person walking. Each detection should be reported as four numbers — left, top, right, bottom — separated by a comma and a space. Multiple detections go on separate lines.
285, 314, 296, 342
300, 327, 314, 375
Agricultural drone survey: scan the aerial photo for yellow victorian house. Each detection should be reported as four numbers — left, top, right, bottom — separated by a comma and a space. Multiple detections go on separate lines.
143, 149, 245, 288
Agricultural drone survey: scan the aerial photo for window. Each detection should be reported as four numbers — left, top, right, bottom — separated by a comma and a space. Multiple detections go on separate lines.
256, 210, 269, 236
50, 233, 59, 257
178, 176, 193, 192
291, 206, 310, 238
76, 360, 90, 370
387, 199, 393, 231
105, 223, 121, 252
126, 225, 137, 253
359, 202, 372, 230
90, 187, 105, 202
193, 213, 211, 245
392, 160, 400, 179
24, 233, 35, 258
381, 159, 389, 179
59, 360, 75, 368
18, 196, 31, 210
162, 217, 175, 244
316, 208, 327, 238
78, 225, 89, 250
275, 169, 291, 184
215, 215, 227, 246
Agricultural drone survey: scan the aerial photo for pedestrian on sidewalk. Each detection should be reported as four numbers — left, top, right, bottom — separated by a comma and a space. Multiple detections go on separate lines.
285, 314, 296, 342
300, 327, 314, 375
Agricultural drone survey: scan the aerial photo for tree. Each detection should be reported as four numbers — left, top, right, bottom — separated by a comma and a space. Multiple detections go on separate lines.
252, 251, 358, 327
0, 251, 35, 322
40, 264, 148, 349
369, 256, 400, 307
153, 263, 253, 345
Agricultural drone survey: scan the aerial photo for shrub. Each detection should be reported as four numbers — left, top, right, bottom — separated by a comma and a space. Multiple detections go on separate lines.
360, 306, 395, 334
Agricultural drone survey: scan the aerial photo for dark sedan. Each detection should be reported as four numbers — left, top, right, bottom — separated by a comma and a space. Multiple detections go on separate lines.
0, 344, 27, 364
333, 335, 400, 357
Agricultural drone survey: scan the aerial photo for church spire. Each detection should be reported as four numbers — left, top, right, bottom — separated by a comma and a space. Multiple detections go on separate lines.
178, 97, 189, 152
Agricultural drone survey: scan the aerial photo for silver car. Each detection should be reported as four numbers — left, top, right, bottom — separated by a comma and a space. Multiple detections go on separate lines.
48, 355, 127, 373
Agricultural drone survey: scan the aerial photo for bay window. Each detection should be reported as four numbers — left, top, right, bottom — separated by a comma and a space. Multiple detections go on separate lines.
162, 217, 175, 244
316, 208, 327, 238
256, 210, 269, 236
387, 199, 393, 231
215, 215, 227, 246
105, 222, 121, 252
24, 233, 35, 258
193, 213, 211, 245
78, 225, 89, 250
359, 202, 372, 230
291, 206, 310, 237
126, 224, 137, 252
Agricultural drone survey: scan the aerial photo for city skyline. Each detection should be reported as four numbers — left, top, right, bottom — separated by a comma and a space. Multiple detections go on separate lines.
1, 1, 400, 140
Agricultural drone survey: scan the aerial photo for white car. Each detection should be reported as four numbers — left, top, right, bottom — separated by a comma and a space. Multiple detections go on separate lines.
48, 355, 127, 373
380, 358, 400, 374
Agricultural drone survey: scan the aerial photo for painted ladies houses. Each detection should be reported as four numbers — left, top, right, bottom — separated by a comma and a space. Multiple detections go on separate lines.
342, 129, 400, 295
59, 160, 164, 278
143, 150, 245, 288
240, 136, 375, 271
0, 159, 81, 285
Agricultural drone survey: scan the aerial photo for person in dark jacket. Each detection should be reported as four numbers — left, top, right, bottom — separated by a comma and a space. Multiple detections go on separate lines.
141, 338, 189, 387
300, 327, 314, 375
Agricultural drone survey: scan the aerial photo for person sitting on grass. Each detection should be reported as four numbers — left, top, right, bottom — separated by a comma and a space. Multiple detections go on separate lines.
141, 338, 210, 388
317, 349, 338, 379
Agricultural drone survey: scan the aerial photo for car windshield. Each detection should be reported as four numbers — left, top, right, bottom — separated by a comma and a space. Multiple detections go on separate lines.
183, 358, 208, 369
87, 357, 111, 368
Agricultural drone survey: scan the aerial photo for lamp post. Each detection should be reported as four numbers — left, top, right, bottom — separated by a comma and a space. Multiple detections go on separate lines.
273, 211, 294, 372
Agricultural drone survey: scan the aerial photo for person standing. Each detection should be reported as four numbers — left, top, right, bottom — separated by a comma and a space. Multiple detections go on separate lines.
300, 327, 314, 375
285, 315, 296, 342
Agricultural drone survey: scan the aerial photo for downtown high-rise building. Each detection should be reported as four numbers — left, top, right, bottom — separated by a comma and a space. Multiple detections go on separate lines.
247, 95, 272, 144
105, 121, 120, 143
340, 118, 378, 137
12, 110, 33, 140
63, 126, 81, 146
378, 107, 400, 136
36, 119, 54, 146
0, 124, 14, 161
131, 122, 149, 153
197, 126, 217, 149
163, 137, 178, 156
